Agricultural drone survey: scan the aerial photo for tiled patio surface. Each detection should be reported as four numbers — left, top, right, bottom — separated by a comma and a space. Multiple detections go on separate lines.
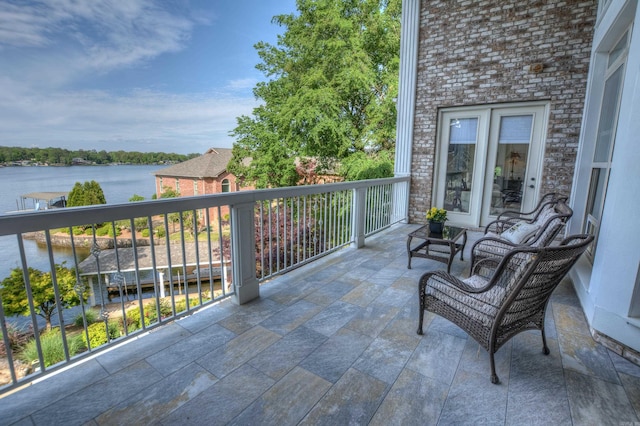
1, 224, 639, 425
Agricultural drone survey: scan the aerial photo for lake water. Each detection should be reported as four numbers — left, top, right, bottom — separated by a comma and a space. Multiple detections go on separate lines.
0, 165, 162, 279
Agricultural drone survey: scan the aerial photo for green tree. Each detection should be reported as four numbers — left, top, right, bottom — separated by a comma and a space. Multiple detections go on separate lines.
0, 146, 198, 165
228, 0, 400, 188
159, 187, 180, 199
67, 180, 107, 207
340, 150, 394, 181
157, 187, 196, 234
0, 263, 82, 330
129, 194, 145, 202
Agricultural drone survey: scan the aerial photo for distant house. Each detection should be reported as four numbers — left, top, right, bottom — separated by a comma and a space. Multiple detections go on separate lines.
72, 158, 92, 165
295, 157, 343, 185
154, 148, 249, 223
154, 148, 243, 197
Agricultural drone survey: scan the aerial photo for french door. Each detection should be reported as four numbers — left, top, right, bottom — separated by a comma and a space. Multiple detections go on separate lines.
434, 103, 548, 227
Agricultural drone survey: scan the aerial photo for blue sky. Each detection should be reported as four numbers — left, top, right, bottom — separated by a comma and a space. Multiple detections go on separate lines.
0, 0, 297, 155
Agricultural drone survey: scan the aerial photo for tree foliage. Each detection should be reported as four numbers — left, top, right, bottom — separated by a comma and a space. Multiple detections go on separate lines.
67, 180, 107, 207
158, 187, 180, 199
157, 187, 195, 234
229, 0, 400, 188
0, 263, 82, 330
340, 150, 394, 181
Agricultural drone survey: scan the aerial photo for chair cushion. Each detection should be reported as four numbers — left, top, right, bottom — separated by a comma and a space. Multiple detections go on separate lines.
500, 221, 539, 244
534, 204, 556, 226
425, 252, 535, 328
424, 275, 503, 327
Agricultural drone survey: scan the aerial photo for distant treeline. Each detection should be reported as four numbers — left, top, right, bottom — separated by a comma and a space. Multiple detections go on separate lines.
0, 146, 199, 165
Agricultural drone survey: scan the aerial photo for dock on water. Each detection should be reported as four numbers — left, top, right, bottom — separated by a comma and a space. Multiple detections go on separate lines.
14, 191, 68, 212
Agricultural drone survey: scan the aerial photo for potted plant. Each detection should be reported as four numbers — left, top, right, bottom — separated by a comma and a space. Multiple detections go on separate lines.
426, 207, 447, 234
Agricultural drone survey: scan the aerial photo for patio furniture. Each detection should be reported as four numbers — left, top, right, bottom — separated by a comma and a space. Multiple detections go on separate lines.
417, 234, 593, 384
470, 201, 573, 272
491, 192, 568, 233
407, 225, 467, 273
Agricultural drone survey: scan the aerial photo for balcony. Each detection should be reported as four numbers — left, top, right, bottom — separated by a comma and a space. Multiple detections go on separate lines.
1, 179, 639, 424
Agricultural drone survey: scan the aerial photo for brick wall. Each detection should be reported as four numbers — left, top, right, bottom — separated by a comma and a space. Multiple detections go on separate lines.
154, 173, 253, 225
409, 0, 597, 223
154, 174, 246, 197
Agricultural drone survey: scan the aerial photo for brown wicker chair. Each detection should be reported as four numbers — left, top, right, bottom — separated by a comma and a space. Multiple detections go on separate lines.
417, 234, 593, 384
492, 192, 568, 227
470, 201, 573, 272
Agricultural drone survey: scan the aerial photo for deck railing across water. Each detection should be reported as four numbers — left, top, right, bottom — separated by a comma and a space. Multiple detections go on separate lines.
0, 177, 409, 393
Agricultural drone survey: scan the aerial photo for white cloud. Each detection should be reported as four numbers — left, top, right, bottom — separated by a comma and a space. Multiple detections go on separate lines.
0, 0, 196, 72
0, 79, 257, 154
227, 78, 259, 91
0, 3, 53, 48
0, 1, 266, 154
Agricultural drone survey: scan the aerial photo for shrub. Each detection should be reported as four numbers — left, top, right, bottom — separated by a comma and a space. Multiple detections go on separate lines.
123, 304, 158, 333
174, 296, 210, 314
74, 309, 99, 327
72, 226, 85, 235
83, 322, 120, 349
159, 298, 173, 317
21, 329, 85, 368
141, 228, 150, 238
134, 217, 148, 232
154, 227, 166, 238
94, 224, 121, 237
96, 225, 110, 237
0, 323, 33, 356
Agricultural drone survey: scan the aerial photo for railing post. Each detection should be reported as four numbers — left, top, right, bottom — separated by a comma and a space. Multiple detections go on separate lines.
393, 0, 420, 223
351, 187, 366, 248
230, 201, 259, 304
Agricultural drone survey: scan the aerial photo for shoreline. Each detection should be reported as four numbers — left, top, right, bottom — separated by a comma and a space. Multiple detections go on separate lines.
23, 231, 155, 250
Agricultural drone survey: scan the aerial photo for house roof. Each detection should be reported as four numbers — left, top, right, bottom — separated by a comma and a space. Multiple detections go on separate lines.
154, 148, 233, 179
77, 242, 227, 275
20, 192, 68, 202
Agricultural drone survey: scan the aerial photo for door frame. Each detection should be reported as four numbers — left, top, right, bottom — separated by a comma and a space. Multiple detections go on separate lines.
434, 102, 550, 228
480, 104, 549, 225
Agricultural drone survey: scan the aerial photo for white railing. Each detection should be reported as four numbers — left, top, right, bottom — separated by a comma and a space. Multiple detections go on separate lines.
0, 176, 409, 393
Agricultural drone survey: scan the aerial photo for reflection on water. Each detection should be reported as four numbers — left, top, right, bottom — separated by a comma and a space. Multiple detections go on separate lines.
0, 235, 91, 279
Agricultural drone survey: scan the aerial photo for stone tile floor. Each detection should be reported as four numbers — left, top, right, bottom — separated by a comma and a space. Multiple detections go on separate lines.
1, 224, 639, 425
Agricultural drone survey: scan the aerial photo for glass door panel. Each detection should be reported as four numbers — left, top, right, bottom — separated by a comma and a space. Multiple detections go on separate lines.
481, 105, 546, 226
444, 117, 477, 213
435, 109, 489, 227
490, 115, 532, 215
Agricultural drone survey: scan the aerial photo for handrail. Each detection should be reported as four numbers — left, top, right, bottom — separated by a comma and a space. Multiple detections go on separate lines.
0, 176, 409, 235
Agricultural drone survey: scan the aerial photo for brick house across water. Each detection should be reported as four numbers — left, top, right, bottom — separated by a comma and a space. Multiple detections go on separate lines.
154, 148, 241, 198
153, 148, 247, 223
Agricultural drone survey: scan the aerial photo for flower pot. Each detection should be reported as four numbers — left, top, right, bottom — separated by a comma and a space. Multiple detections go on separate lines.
429, 221, 444, 234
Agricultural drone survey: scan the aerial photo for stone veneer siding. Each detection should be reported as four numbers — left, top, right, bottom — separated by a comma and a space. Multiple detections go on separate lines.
409, 0, 597, 223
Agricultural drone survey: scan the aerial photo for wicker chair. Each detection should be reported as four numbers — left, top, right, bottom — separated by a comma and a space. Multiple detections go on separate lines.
417, 234, 593, 384
491, 192, 568, 231
470, 201, 573, 271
